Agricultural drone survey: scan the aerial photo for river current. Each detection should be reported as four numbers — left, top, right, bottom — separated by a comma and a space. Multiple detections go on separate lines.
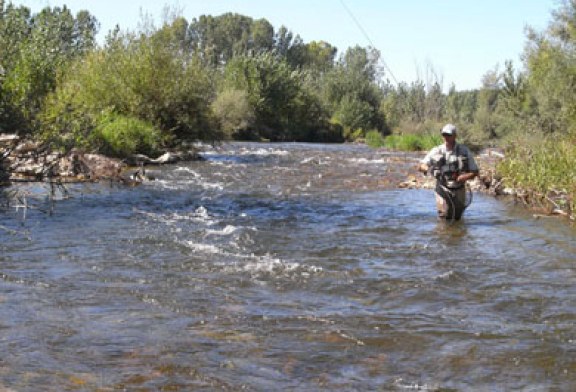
0, 142, 575, 391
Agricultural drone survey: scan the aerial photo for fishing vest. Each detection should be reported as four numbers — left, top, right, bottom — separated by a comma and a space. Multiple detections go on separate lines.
431, 144, 469, 189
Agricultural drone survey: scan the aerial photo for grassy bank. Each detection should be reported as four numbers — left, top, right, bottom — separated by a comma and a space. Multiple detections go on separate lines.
365, 130, 442, 151
497, 134, 575, 220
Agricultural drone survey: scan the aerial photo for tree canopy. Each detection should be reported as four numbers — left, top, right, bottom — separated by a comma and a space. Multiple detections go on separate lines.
0, 1, 574, 163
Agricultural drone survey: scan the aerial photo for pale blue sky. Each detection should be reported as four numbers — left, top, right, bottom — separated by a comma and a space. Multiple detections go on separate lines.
10, 0, 555, 91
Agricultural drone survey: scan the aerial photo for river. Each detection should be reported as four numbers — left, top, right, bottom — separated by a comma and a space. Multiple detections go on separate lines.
1, 142, 575, 391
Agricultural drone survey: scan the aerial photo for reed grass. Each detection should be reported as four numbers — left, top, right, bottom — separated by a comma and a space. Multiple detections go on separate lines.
364, 130, 387, 148
498, 133, 576, 217
366, 130, 444, 152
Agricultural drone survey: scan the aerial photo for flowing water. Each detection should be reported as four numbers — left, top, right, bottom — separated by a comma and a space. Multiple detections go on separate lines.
0, 142, 575, 391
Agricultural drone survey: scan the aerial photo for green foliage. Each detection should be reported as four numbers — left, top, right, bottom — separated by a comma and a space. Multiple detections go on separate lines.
498, 133, 576, 213
222, 53, 293, 139
299, 40, 337, 73
189, 13, 274, 66
468, 68, 501, 143
321, 46, 385, 139
40, 77, 96, 151
332, 95, 374, 140
105, 30, 218, 142
221, 52, 329, 141
211, 88, 254, 138
524, 11, 576, 134
492, 1, 576, 215
383, 133, 442, 152
365, 130, 386, 148
41, 24, 221, 152
381, 81, 428, 129
93, 113, 161, 157
0, 76, 26, 134
444, 86, 477, 125
0, 4, 97, 135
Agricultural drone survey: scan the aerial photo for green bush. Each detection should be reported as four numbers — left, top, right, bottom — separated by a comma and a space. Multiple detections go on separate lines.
221, 53, 326, 141
41, 26, 220, 150
365, 129, 386, 148
332, 95, 374, 141
382, 133, 442, 151
0, 5, 98, 136
94, 114, 162, 157
419, 133, 443, 150
498, 133, 576, 214
211, 88, 254, 138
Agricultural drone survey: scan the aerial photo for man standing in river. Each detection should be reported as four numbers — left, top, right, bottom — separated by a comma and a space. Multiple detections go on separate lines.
418, 124, 479, 220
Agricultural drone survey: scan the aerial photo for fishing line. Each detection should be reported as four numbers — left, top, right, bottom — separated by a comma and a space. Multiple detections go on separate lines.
439, 182, 473, 223
338, 0, 399, 85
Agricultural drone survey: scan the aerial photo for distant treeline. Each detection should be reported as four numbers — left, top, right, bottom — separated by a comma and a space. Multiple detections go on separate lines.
0, 2, 574, 213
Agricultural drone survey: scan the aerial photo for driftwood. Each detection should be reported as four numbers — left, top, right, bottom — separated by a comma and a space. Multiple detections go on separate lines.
124, 150, 204, 166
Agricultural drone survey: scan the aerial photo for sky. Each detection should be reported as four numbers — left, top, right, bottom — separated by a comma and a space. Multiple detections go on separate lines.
9, 0, 557, 91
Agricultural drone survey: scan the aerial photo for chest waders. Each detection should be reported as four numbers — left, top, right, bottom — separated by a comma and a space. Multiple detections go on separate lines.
435, 182, 472, 220
430, 145, 473, 221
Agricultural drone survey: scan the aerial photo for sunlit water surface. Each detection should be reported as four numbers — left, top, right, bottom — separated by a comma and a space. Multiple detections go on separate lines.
1, 142, 575, 391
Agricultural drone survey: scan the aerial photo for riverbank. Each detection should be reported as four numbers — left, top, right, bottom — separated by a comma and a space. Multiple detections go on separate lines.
0, 134, 203, 186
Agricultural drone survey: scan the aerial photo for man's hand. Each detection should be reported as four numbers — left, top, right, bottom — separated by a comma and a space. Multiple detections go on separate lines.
456, 172, 478, 183
418, 163, 429, 174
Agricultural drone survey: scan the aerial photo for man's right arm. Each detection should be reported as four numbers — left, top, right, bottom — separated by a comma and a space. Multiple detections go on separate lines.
418, 148, 436, 174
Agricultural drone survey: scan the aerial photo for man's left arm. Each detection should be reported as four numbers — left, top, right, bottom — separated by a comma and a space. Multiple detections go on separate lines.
456, 171, 478, 183
456, 148, 479, 183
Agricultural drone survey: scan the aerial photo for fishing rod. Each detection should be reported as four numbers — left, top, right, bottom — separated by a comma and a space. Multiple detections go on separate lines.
338, 0, 399, 85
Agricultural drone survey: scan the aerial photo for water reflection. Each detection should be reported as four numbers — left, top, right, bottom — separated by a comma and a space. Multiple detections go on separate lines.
0, 142, 574, 390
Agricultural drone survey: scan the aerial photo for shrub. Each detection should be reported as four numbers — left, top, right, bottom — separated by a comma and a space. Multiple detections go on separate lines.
365, 129, 386, 148
211, 88, 254, 138
41, 29, 220, 150
332, 95, 374, 141
94, 113, 162, 158
383, 133, 442, 151
498, 133, 576, 214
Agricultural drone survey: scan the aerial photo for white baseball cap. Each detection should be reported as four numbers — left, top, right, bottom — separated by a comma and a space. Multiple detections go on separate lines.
441, 123, 457, 136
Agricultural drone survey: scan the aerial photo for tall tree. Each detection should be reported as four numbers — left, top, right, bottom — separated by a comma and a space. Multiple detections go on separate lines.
523, 0, 576, 134
0, 4, 97, 135
189, 13, 274, 66
274, 25, 293, 58
220, 52, 328, 141
302, 40, 337, 73
472, 68, 500, 141
424, 82, 444, 121
321, 46, 385, 138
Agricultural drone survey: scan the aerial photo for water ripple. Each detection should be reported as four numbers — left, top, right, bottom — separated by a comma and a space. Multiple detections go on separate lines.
0, 142, 575, 390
